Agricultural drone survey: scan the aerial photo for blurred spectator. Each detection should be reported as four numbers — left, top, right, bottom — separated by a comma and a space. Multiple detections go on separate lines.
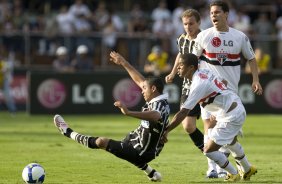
144, 45, 171, 76
102, 9, 123, 51
171, 2, 186, 55
151, 0, 171, 22
53, 46, 73, 73
69, 0, 92, 33
12, 1, 27, 31
152, 17, 174, 55
92, 1, 109, 31
199, 7, 212, 30
56, 5, 75, 35
127, 3, 148, 66
226, 1, 237, 26
276, 15, 282, 68
0, 50, 16, 113
252, 13, 275, 54
233, 10, 251, 35
0, 0, 12, 23
127, 3, 148, 33
71, 45, 94, 72
245, 47, 271, 74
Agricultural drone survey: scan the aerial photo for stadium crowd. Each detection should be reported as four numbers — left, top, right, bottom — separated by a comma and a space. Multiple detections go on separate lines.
0, 0, 281, 71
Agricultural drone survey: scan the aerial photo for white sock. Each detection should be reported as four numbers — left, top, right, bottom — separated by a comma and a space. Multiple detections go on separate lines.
205, 151, 237, 175
226, 142, 251, 173
204, 134, 217, 172
144, 165, 153, 175
70, 131, 78, 140
217, 147, 230, 173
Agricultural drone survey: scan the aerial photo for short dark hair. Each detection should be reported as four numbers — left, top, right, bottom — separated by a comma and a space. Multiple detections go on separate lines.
146, 77, 164, 94
179, 53, 198, 69
210, 0, 229, 12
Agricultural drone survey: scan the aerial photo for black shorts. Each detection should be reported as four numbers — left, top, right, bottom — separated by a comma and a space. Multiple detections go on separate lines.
180, 94, 201, 119
107, 139, 155, 168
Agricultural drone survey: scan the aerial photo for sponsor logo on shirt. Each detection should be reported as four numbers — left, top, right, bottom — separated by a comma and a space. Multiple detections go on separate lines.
211, 37, 221, 47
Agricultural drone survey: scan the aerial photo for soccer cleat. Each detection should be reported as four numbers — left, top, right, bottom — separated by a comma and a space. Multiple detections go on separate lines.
224, 173, 240, 182
242, 166, 257, 181
235, 162, 244, 178
148, 171, 162, 182
218, 171, 227, 178
54, 114, 69, 135
206, 170, 218, 178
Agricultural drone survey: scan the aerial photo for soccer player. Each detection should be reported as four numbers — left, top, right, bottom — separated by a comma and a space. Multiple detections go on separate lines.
162, 53, 257, 182
53, 51, 170, 182
166, 9, 219, 178
192, 0, 262, 178
165, 9, 203, 152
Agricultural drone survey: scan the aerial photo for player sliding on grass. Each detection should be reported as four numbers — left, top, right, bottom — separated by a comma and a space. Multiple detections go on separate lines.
162, 53, 257, 182
54, 51, 170, 182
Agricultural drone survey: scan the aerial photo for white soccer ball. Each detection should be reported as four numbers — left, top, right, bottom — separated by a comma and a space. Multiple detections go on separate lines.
22, 163, 45, 184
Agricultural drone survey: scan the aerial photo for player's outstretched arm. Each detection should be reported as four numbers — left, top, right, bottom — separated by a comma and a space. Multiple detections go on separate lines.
248, 58, 263, 95
114, 101, 161, 122
165, 53, 180, 83
166, 108, 189, 132
160, 108, 190, 144
110, 51, 145, 88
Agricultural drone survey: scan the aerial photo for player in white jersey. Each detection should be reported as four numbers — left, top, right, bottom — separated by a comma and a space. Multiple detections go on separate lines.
193, 22, 254, 94
192, 0, 262, 178
162, 53, 257, 182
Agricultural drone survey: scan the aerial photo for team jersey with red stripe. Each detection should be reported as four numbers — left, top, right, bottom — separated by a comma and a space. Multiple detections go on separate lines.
193, 27, 255, 93
182, 69, 241, 120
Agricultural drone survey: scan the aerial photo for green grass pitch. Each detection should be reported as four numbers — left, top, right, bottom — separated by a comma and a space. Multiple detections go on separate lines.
0, 112, 281, 183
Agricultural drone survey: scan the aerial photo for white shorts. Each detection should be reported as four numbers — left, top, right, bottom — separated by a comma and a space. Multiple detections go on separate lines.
201, 106, 211, 120
209, 103, 246, 146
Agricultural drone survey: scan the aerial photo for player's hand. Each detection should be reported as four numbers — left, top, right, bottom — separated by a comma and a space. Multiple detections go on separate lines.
209, 115, 216, 122
160, 130, 169, 144
165, 73, 174, 83
252, 81, 263, 95
109, 51, 126, 65
114, 101, 129, 115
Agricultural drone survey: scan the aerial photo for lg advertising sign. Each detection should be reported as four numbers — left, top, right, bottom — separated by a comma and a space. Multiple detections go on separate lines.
28, 72, 282, 114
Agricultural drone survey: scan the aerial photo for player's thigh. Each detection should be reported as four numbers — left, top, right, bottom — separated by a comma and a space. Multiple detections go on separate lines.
107, 139, 139, 164
210, 121, 242, 146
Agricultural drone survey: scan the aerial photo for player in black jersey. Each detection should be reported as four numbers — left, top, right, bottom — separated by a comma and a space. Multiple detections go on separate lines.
53, 51, 170, 182
166, 9, 204, 152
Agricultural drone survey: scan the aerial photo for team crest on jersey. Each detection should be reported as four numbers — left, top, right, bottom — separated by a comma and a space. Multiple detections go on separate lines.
198, 73, 208, 79
211, 37, 221, 47
141, 120, 149, 128
216, 53, 228, 65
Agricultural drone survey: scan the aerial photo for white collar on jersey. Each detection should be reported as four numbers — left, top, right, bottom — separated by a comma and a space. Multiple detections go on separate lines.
148, 93, 169, 104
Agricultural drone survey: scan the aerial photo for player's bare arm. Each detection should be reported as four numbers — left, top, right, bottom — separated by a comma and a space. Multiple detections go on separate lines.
114, 101, 161, 122
247, 58, 263, 95
161, 108, 190, 144
165, 53, 181, 83
110, 51, 145, 88
166, 108, 190, 132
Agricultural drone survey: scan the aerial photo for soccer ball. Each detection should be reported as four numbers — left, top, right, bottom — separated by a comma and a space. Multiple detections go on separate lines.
22, 163, 45, 184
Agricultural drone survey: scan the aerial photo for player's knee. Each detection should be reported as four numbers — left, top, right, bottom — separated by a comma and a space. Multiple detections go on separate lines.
182, 119, 196, 133
96, 137, 109, 149
203, 146, 211, 154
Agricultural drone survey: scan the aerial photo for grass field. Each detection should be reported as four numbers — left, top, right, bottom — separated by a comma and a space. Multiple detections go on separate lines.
0, 112, 281, 184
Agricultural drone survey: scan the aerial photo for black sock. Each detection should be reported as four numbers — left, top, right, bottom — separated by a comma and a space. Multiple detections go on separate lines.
148, 169, 156, 178
88, 137, 98, 149
65, 128, 73, 138
189, 128, 204, 151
